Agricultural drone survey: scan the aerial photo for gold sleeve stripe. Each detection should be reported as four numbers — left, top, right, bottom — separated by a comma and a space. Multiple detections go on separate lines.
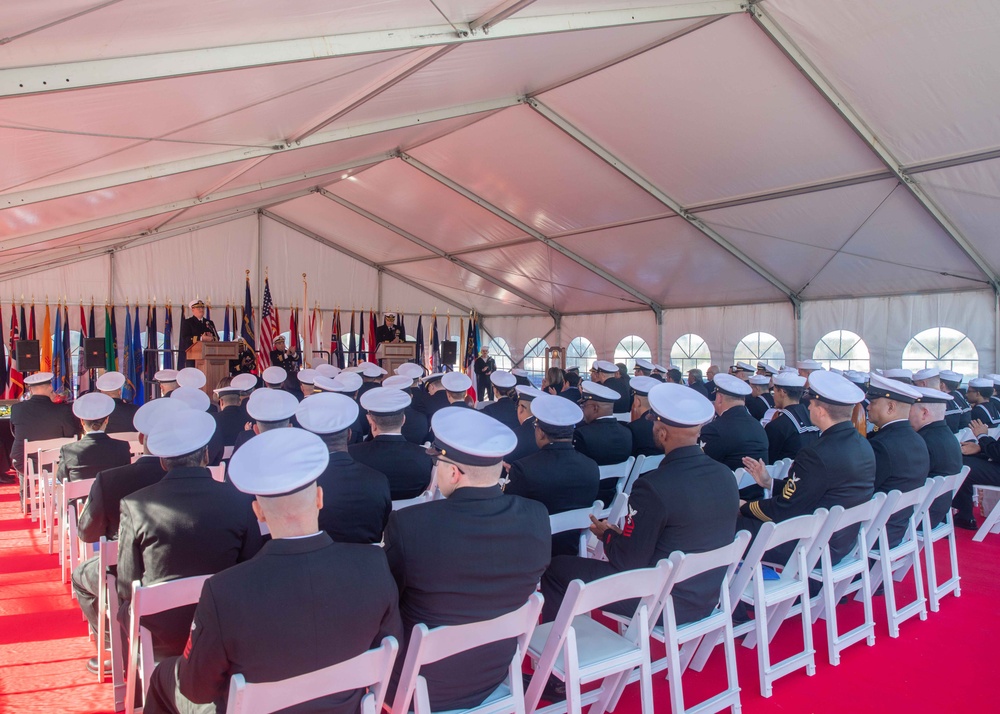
749, 501, 772, 522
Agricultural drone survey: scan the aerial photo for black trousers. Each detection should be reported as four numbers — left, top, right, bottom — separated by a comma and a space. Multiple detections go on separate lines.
954, 456, 1000, 520
71, 555, 102, 636
146, 658, 215, 714
477, 379, 495, 402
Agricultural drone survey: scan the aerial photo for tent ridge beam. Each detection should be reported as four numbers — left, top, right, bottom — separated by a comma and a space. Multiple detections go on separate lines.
316, 187, 557, 318
749, 4, 1000, 293
0, 2, 746, 98
526, 97, 801, 305
260, 210, 474, 315
471, 0, 541, 34
397, 151, 663, 313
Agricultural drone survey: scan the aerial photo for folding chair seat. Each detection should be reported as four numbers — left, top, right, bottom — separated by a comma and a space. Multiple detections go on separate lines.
807, 493, 888, 666
525, 561, 673, 714
392, 490, 434, 511
229, 637, 398, 714
59, 477, 96, 586
918, 468, 969, 610
866, 480, 936, 637
550, 501, 603, 558
391, 594, 542, 714
126, 574, 213, 714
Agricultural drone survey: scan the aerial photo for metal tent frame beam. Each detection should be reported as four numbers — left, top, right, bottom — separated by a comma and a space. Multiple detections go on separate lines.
397, 152, 663, 314
315, 188, 557, 317
0, 2, 746, 98
749, 3, 1000, 292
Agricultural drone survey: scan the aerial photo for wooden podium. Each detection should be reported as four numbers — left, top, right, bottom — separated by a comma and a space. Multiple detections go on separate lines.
186, 341, 240, 395
376, 341, 417, 376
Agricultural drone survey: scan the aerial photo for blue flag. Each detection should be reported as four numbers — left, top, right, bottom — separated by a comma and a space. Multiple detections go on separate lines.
163, 304, 174, 369
61, 304, 71, 394
52, 304, 62, 392
431, 314, 440, 371
415, 314, 424, 368
241, 272, 257, 372
223, 304, 230, 342
121, 307, 134, 402
133, 304, 144, 406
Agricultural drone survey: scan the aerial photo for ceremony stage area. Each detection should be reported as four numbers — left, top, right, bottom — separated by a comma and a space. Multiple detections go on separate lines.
1, 480, 996, 714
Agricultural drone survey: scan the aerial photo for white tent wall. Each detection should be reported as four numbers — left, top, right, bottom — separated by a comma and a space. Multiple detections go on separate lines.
0, 254, 110, 305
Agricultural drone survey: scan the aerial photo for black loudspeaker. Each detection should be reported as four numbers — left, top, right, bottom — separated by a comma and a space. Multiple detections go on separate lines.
16, 340, 40, 372
83, 338, 107, 370
441, 340, 458, 366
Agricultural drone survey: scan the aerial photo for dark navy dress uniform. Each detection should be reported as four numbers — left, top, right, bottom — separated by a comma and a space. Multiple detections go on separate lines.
482, 397, 519, 432
601, 375, 632, 414
957, 434, 1000, 522
764, 404, 820, 464
627, 413, 659, 457
10, 395, 78, 473
506, 417, 540, 465
574, 417, 633, 504
384, 486, 550, 711
177, 316, 218, 369
917, 420, 964, 527
106, 398, 141, 434
541, 445, 739, 625
746, 393, 774, 422
699, 405, 769, 471
970, 400, 1000, 427
147, 533, 403, 714
505, 442, 600, 556
869, 420, 930, 547
317, 452, 392, 544
349, 434, 433, 501
739, 421, 876, 565
945, 390, 972, 433
212, 405, 248, 447
400, 406, 429, 445
56, 432, 132, 482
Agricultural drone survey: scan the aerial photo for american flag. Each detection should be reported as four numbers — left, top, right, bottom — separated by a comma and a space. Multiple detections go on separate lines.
259, 277, 279, 370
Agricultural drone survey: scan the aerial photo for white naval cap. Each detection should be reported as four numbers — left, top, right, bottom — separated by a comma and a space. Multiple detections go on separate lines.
171, 386, 211, 412
73, 392, 115, 420
382, 375, 413, 390
531, 393, 583, 428
913, 368, 940, 381
580, 381, 620, 403
761, 364, 780, 376
988, 373, 1000, 385
362, 364, 388, 378
914, 386, 954, 404
297, 368, 317, 385
331, 372, 364, 393
213, 385, 242, 396
315, 363, 341, 379
421, 372, 445, 384
808, 370, 865, 406
153, 369, 178, 384
749, 375, 771, 386
247, 388, 298, 422
430, 407, 516, 466
592, 360, 619, 374
188, 299, 206, 309
311, 376, 338, 393
774, 372, 807, 388
441, 372, 472, 393
262, 366, 287, 386
969, 377, 994, 389
884, 368, 913, 381
490, 370, 517, 389
845, 371, 868, 385
713, 373, 752, 397
358, 361, 377, 370
360, 387, 411, 415
634, 358, 655, 372
629, 376, 659, 396
515, 385, 545, 402
133, 398, 191, 435
647, 382, 714, 427
653, 364, 669, 373
96, 371, 126, 392
231, 373, 258, 392
176, 367, 207, 390
295, 392, 358, 434
867, 373, 922, 404
939, 370, 963, 384
229, 428, 330, 497
25, 372, 54, 386
779, 366, 798, 374
735, 361, 755, 372
797, 359, 822, 371
395, 363, 424, 380
510, 368, 529, 378
147, 410, 216, 458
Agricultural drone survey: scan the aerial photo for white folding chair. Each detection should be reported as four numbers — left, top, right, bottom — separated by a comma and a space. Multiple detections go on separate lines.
525, 561, 673, 714
597, 457, 636, 499
587, 487, 629, 559
229, 636, 398, 714
223, 445, 235, 461
808, 493, 888, 665
973, 484, 1000, 542
59, 478, 96, 585
97, 538, 119, 683
392, 490, 434, 511
392, 594, 543, 714
39, 447, 63, 547
614, 412, 631, 423
104, 547, 128, 712
126, 574, 212, 714
109, 431, 141, 443
208, 464, 226, 482
919, 468, 970, 609
637, 454, 664, 475
866, 481, 936, 637
22, 436, 75, 519
550, 501, 603, 558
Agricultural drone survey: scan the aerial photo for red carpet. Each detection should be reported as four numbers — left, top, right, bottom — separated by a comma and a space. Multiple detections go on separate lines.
0, 480, 997, 713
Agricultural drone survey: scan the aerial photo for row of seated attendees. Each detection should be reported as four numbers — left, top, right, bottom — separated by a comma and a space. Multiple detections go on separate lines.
5, 353, 995, 712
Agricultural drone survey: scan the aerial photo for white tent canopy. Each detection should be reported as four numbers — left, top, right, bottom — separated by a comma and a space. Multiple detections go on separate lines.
1, 0, 998, 371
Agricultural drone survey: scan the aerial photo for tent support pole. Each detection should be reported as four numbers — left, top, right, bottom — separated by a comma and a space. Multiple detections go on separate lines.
793, 298, 802, 368
108, 251, 115, 304
377, 271, 384, 316
995, 289, 999, 373
511, 323, 557, 370
257, 210, 264, 344
655, 308, 664, 366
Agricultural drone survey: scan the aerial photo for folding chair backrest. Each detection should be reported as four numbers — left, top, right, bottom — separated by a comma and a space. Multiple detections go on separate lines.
728, 522, 777, 608
831, 493, 889, 557
208, 465, 226, 482
229, 637, 399, 714
804, 505, 846, 571
132, 574, 212, 619
640, 454, 664, 474
549, 501, 602, 536
62, 478, 95, 502
392, 491, 433, 511
599, 456, 636, 491
763, 511, 828, 579
109, 431, 141, 443
937, 467, 970, 500
668, 532, 752, 587
223, 445, 235, 461
28, 436, 76, 462
890, 480, 936, 516
568, 560, 672, 622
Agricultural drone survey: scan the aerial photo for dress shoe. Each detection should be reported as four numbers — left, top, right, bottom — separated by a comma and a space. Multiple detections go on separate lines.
954, 516, 978, 531
86, 656, 111, 675
522, 673, 566, 703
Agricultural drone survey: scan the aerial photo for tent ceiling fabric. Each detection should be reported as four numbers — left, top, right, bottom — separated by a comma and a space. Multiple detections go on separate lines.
1, 0, 998, 316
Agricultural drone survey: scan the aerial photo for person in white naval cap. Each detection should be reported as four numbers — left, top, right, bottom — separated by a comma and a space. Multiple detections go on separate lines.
174, 367, 219, 414
177, 299, 218, 369
480, 371, 518, 431
438, 371, 472, 408
145, 427, 402, 714
210, 376, 248, 447
231, 387, 299, 454
796, 359, 823, 379
349, 388, 433, 500
909, 387, 963, 529
764, 373, 820, 464
505, 394, 600, 556
574, 382, 633, 504
384, 407, 550, 712
884, 368, 913, 384
699, 373, 768, 472
739, 370, 875, 567
504, 385, 545, 466
627, 376, 661, 458
9, 371, 78, 481
293, 367, 317, 401
153, 369, 180, 397
96, 370, 140, 433
938, 370, 971, 433
474, 346, 496, 402
745, 374, 775, 421
261, 365, 288, 390
539, 383, 738, 646
955, 378, 1000, 529
589, 359, 631, 414
117, 411, 263, 659
72, 398, 190, 674
865, 373, 930, 548
378, 374, 431, 444
633, 358, 656, 377
912, 367, 942, 391
965, 377, 1000, 427
357, 363, 388, 400
511, 367, 531, 387
296, 393, 392, 543
56, 393, 131, 483
732, 361, 755, 381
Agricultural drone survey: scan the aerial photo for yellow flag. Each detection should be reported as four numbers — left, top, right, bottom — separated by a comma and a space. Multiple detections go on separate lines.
41, 304, 52, 371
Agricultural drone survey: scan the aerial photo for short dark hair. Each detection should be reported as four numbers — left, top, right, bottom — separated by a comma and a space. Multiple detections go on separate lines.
667, 369, 682, 383
370, 412, 405, 432
317, 430, 349, 451
974, 387, 994, 400
565, 371, 581, 387
162, 446, 208, 470
82, 418, 108, 431
776, 385, 803, 401
816, 401, 854, 422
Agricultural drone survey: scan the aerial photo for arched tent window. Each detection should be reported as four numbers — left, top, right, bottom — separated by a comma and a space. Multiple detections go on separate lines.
487, 337, 512, 371
813, 330, 870, 372
902, 327, 978, 378
734, 332, 785, 368
566, 337, 597, 376
615, 335, 651, 372
671, 333, 711, 374
523, 338, 548, 386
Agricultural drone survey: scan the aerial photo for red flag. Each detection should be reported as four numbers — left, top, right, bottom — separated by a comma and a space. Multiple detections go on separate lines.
7, 305, 23, 399
288, 307, 298, 369
368, 311, 377, 362
259, 277, 278, 370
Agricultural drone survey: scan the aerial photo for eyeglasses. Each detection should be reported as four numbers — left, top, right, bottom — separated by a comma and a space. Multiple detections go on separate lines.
428, 452, 466, 475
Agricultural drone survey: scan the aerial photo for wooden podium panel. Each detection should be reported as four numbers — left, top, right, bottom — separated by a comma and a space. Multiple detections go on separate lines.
186, 341, 240, 395
376, 342, 417, 377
